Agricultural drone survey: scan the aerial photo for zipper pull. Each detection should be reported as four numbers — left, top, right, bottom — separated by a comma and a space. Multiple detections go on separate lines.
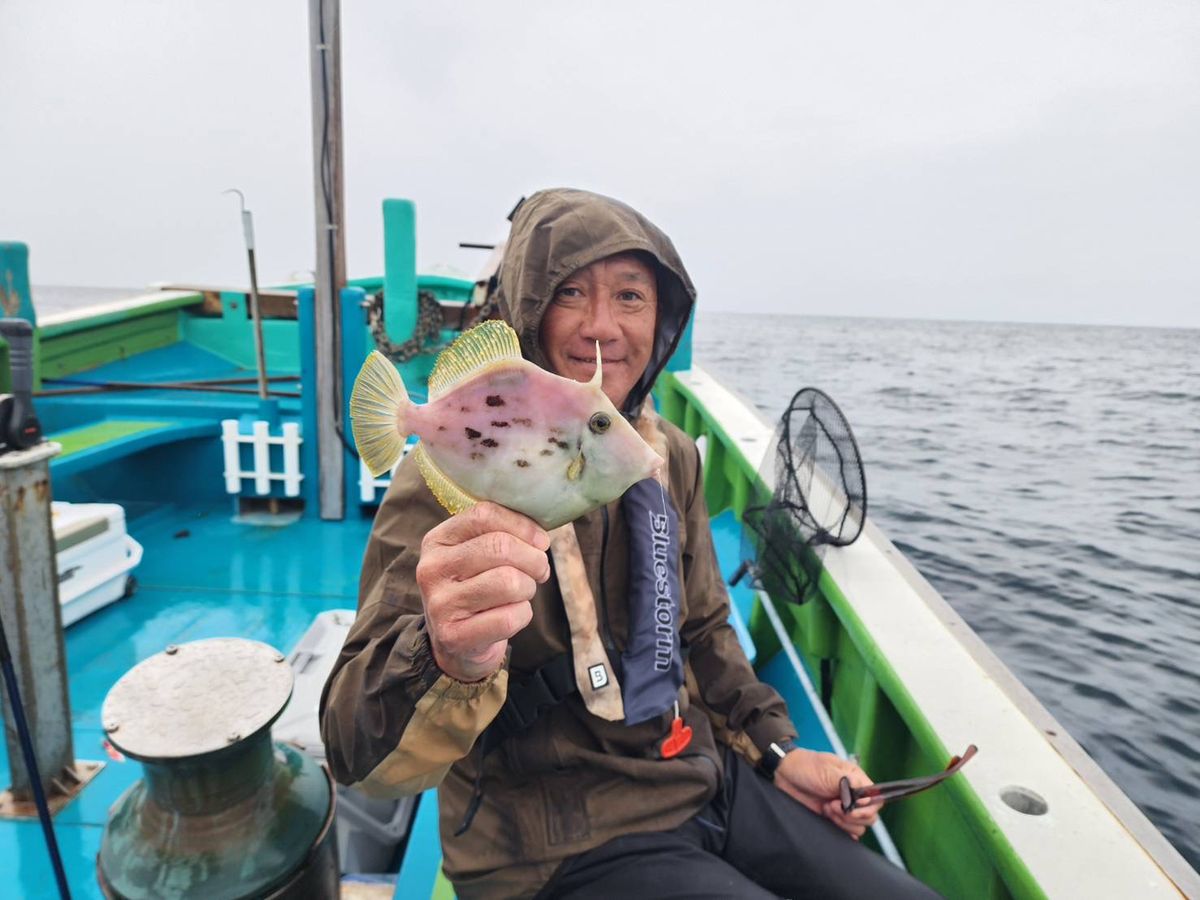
661, 701, 693, 759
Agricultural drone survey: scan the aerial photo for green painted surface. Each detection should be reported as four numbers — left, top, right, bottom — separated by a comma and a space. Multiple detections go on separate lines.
183, 316, 299, 371
39, 309, 181, 379
653, 370, 1044, 900
419, 274, 474, 303
0, 242, 37, 323
383, 199, 418, 344
812, 568, 1046, 900
33, 271, 471, 388
0, 243, 35, 391
99, 740, 331, 899
52, 419, 178, 457
37, 293, 200, 338
432, 870, 456, 899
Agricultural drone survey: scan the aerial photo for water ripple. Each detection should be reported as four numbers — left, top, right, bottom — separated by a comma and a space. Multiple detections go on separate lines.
696, 313, 1200, 870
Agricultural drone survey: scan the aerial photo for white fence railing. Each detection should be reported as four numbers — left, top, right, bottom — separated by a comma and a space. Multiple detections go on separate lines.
358, 442, 414, 503
221, 420, 303, 497
359, 458, 391, 503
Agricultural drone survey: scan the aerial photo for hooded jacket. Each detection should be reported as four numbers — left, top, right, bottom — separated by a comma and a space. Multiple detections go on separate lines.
320, 188, 798, 899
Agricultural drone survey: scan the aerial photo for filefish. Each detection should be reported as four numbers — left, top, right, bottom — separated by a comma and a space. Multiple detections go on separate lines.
350, 320, 663, 530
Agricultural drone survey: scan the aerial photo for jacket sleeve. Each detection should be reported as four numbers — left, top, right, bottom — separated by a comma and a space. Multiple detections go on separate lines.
677, 441, 798, 760
318, 457, 509, 798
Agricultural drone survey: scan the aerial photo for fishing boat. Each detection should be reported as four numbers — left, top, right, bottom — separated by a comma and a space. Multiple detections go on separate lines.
2, 9, 1197, 900
3, 201, 1197, 898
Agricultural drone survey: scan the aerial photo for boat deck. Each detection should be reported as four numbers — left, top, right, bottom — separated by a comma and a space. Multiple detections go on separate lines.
2, 475, 839, 900
0, 499, 374, 898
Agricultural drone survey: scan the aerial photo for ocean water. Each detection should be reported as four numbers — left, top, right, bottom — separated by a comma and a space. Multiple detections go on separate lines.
694, 313, 1200, 871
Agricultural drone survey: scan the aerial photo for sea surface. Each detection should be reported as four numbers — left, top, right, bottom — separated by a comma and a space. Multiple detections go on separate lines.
694, 312, 1199, 871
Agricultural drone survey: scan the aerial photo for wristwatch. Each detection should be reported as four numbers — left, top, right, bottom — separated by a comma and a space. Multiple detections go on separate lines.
759, 738, 799, 779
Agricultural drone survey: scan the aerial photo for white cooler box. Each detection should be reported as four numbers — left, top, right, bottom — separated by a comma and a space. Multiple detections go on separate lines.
274, 609, 416, 875
52, 501, 144, 627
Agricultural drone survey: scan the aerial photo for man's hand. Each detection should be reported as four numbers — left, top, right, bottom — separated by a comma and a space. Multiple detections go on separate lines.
773, 748, 881, 839
416, 502, 551, 683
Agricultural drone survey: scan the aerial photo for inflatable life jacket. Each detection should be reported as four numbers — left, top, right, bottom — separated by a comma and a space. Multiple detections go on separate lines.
455, 474, 686, 834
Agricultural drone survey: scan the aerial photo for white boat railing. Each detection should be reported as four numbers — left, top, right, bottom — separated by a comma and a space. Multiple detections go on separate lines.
220, 419, 303, 497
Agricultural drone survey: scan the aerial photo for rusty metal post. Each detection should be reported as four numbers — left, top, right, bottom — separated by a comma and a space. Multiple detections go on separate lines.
0, 441, 73, 799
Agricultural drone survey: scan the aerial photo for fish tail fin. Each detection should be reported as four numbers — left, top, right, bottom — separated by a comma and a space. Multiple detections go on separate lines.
350, 350, 411, 477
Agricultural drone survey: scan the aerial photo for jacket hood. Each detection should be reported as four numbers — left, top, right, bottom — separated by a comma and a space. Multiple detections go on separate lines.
493, 188, 696, 415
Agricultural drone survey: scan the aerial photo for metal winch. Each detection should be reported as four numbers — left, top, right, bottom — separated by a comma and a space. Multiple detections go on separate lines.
96, 638, 338, 899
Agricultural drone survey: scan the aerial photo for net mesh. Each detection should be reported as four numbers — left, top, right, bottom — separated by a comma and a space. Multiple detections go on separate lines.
741, 387, 867, 605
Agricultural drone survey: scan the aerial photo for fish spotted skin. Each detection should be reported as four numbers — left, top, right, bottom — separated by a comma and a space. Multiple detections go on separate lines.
410, 362, 661, 530
350, 320, 663, 530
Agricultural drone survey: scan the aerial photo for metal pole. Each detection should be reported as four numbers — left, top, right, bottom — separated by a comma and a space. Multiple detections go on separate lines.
224, 190, 270, 400
0, 442, 73, 798
0, 606, 71, 899
308, 0, 347, 520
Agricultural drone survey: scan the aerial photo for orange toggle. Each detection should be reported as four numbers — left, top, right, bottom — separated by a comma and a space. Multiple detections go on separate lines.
661, 716, 693, 759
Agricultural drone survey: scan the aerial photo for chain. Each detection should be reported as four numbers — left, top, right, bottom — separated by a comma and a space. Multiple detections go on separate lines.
366, 289, 446, 362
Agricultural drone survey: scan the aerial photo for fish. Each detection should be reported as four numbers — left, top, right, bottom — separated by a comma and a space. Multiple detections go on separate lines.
349, 319, 664, 530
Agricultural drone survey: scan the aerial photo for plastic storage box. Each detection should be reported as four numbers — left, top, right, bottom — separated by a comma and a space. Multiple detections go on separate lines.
275, 609, 416, 875
52, 501, 143, 627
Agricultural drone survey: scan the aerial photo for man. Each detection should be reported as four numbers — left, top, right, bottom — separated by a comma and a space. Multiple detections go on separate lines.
321, 188, 939, 899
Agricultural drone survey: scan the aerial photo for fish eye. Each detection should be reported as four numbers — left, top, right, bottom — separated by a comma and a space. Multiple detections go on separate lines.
588, 412, 611, 434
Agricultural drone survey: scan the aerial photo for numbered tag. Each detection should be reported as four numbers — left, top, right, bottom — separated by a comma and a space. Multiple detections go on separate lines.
588, 663, 610, 690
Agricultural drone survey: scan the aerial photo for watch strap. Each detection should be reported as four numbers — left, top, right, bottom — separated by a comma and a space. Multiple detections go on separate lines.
759, 738, 799, 779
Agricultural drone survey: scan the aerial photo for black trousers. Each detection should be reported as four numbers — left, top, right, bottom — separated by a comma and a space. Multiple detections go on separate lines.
536, 747, 943, 900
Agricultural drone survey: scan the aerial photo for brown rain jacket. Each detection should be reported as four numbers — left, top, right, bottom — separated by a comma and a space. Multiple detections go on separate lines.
320, 188, 798, 899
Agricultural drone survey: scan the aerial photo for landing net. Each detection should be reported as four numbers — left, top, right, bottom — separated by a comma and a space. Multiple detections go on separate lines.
740, 387, 867, 605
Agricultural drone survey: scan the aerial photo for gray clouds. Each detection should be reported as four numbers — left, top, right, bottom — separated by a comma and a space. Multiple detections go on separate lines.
3, 0, 1197, 326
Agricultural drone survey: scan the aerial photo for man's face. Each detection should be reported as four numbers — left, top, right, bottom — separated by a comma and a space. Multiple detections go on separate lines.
539, 253, 659, 410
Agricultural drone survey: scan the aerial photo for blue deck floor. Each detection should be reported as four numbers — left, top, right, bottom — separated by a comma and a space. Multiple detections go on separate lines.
3, 498, 834, 900
0, 499, 375, 899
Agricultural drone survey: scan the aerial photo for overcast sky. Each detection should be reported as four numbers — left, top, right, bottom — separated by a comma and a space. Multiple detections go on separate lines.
3, 1, 1198, 327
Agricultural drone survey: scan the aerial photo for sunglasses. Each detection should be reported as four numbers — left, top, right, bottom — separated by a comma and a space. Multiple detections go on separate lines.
840, 744, 978, 814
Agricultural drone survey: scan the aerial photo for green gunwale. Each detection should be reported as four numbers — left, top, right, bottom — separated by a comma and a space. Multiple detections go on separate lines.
36, 292, 201, 339
655, 369, 1044, 899
30, 273, 472, 385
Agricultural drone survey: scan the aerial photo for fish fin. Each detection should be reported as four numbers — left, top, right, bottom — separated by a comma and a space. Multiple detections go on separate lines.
350, 350, 410, 477
413, 442, 477, 516
428, 320, 523, 401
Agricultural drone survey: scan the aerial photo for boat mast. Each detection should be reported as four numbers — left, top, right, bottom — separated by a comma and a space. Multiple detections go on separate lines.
308, 0, 347, 520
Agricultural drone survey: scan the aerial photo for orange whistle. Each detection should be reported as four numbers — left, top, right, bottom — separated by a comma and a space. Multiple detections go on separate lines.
661, 716, 693, 759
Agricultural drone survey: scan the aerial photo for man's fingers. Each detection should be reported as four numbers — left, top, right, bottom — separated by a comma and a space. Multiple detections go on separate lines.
443, 566, 539, 615
443, 531, 551, 584
431, 502, 550, 552
440, 598, 534, 657
823, 798, 878, 834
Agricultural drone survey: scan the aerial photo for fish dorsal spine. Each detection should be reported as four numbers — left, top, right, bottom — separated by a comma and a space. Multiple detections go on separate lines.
427, 320, 524, 401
